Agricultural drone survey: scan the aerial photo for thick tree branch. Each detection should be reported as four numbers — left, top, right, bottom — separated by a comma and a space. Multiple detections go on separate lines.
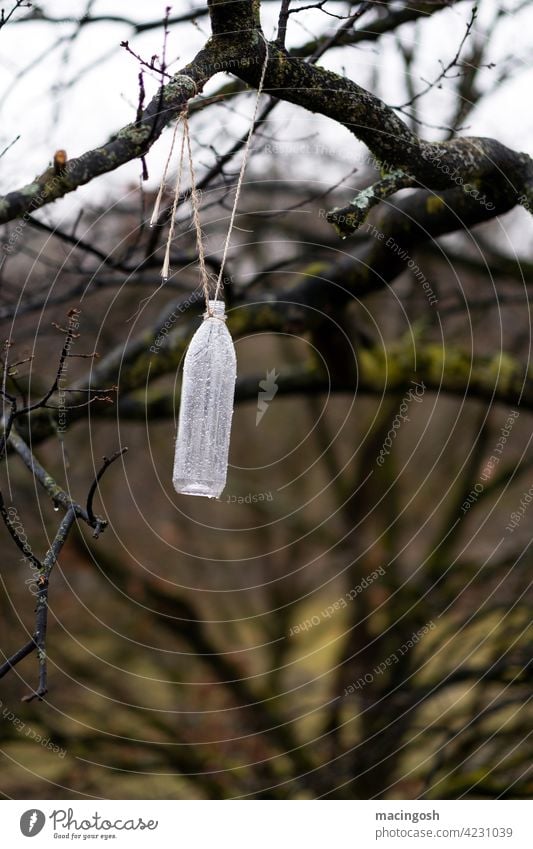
79, 181, 533, 398
2, 0, 531, 230
122, 343, 532, 419
0, 46, 215, 224
206, 1, 533, 228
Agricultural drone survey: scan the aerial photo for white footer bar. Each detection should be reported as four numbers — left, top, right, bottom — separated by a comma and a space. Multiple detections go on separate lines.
4, 799, 532, 848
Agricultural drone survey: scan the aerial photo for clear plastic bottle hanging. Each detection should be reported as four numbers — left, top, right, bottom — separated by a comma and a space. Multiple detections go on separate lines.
154, 41, 268, 500
172, 300, 236, 498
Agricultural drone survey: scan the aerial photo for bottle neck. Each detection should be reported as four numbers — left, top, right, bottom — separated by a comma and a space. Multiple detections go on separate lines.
203, 299, 227, 321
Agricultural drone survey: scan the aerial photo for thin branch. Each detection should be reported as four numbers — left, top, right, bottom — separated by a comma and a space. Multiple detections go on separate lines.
0, 0, 30, 30
393, 4, 479, 111
11, 6, 209, 32
86, 448, 128, 535
14, 308, 80, 418
290, 0, 468, 57
8, 427, 96, 522
0, 491, 42, 571
276, 0, 291, 47
307, 1, 372, 64
327, 171, 418, 237
1, 429, 127, 698
21, 507, 77, 702
0, 640, 36, 679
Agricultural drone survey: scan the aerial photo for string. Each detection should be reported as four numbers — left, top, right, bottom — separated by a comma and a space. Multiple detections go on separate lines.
153, 37, 269, 312
149, 114, 183, 229
183, 112, 212, 313
212, 35, 269, 309
160, 115, 187, 282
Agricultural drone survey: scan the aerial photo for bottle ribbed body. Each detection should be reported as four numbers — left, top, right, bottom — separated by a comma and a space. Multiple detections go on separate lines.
172, 300, 236, 498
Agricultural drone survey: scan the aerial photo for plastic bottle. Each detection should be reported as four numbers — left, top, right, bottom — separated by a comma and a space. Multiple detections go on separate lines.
172, 299, 236, 498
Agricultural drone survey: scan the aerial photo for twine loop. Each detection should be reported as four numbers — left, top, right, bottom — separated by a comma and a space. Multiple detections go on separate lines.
151, 34, 270, 317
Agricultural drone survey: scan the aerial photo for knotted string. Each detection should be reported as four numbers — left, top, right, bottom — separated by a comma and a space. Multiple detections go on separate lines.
160, 115, 187, 282
212, 35, 269, 309
149, 114, 183, 229
183, 111, 213, 315
152, 34, 270, 316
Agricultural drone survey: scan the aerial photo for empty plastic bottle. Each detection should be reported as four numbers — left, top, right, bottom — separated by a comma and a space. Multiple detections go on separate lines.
172, 299, 236, 498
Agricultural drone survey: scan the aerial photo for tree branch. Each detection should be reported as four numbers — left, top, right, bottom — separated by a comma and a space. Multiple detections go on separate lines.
1, 0, 531, 230
0, 46, 216, 224
86, 448, 128, 535
21, 507, 77, 702
205, 3, 533, 227
290, 1, 469, 58
0, 429, 126, 698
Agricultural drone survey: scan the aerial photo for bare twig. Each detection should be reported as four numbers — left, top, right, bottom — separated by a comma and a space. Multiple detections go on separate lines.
86, 448, 128, 536
0, 640, 36, 679
0, 430, 126, 698
0, 0, 31, 30
15, 308, 80, 417
0, 492, 42, 571
393, 4, 479, 111
21, 507, 77, 702
276, 0, 292, 47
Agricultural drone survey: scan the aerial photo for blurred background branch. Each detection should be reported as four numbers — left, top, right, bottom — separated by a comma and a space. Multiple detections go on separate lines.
0, 0, 531, 801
